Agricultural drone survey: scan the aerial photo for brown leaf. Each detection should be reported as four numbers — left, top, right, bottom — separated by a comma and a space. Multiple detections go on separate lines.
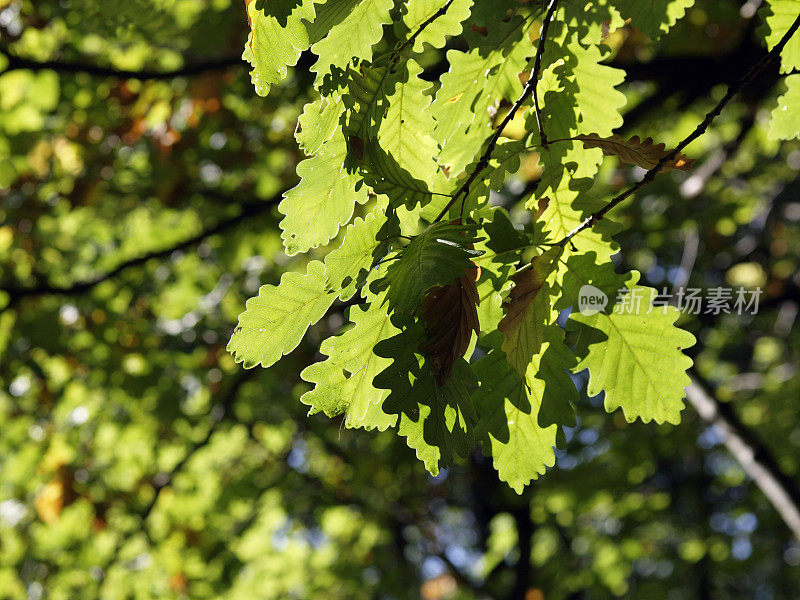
498, 251, 558, 336
497, 248, 561, 375
419, 264, 480, 385
575, 133, 695, 172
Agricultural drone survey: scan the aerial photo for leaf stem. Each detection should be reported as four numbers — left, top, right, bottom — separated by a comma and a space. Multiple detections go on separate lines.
555, 10, 800, 247
394, 0, 456, 60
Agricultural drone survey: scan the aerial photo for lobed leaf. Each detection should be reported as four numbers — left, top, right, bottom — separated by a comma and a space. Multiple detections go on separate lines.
309, 0, 395, 82
574, 133, 695, 171
498, 247, 562, 378
769, 74, 800, 141
243, 0, 317, 97
569, 276, 696, 425
300, 300, 398, 430
371, 221, 483, 318
228, 261, 336, 369
760, 0, 800, 73
374, 325, 478, 474
473, 331, 577, 493
324, 208, 388, 301
401, 0, 474, 52
611, 0, 695, 40
279, 131, 368, 255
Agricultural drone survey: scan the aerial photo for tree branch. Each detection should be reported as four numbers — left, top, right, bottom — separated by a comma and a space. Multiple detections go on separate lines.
433, 0, 560, 223
0, 50, 244, 79
1, 193, 281, 309
686, 371, 800, 543
555, 11, 800, 246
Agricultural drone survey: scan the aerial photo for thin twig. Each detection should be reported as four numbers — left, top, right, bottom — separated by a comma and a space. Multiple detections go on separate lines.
395, 0, 455, 58
555, 11, 800, 247
531, 0, 559, 148
432, 0, 560, 223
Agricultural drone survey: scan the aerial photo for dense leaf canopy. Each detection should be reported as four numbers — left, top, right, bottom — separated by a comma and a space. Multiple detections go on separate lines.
2, 0, 800, 598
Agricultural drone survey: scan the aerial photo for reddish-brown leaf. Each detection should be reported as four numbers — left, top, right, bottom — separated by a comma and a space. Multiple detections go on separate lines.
575, 133, 695, 172
497, 248, 561, 375
419, 264, 480, 385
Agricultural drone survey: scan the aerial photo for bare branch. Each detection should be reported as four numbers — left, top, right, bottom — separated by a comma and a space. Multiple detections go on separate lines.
686, 372, 800, 543
555, 11, 800, 246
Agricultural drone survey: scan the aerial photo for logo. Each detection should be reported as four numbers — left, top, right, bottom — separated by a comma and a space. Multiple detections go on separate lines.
578, 285, 608, 315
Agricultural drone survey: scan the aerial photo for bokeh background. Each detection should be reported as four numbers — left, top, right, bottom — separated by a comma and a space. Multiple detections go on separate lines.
1, 0, 800, 598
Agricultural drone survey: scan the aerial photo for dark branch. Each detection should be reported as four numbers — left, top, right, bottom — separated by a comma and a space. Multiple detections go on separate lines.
556, 11, 800, 246
1, 50, 245, 79
1, 193, 281, 309
433, 0, 560, 223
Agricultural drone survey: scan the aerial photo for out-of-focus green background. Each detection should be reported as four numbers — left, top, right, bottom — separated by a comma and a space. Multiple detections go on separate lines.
1, 1, 800, 598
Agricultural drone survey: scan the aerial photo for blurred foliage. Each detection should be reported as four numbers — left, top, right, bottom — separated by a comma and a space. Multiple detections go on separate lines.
1, 0, 800, 599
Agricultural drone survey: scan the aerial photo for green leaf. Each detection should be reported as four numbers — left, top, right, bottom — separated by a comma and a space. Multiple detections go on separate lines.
343, 61, 449, 209
373, 325, 478, 474
300, 300, 398, 430
430, 17, 531, 176
371, 221, 483, 317
279, 131, 368, 255
324, 208, 387, 301
769, 75, 800, 141
228, 261, 336, 369
296, 94, 345, 155
309, 0, 394, 81
378, 59, 441, 188
611, 0, 695, 40
569, 276, 696, 425
400, 0, 474, 52
760, 0, 800, 73
243, 0, 317, 97
564, 37, 626, 137
473, 332, 576, 493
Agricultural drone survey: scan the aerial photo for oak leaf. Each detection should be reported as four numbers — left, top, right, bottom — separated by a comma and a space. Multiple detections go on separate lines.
419, 264, 480, 385
575, 133, 695, 172
498, 248, 561, 376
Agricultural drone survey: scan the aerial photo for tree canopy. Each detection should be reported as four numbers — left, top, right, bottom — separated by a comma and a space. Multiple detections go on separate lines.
2, 0, 800, 598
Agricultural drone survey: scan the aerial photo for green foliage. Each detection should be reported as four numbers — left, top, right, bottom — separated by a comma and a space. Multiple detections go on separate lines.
4, 0, 800, 597
473, 332, 576, 493
279, 130, 368, 254
300, 299, 398, 430
612, 0, 696, 40
226, 0, 785, 488
371, 221, 483, 318
570, 277, 697, 425
760, 0, 800, 72
243, 0, 317, 97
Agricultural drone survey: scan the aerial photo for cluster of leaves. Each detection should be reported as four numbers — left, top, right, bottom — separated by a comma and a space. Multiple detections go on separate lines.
225, 0, 800, 492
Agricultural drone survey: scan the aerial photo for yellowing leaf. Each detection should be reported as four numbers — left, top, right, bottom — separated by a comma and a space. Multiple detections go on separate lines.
574, 133, 695, 171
